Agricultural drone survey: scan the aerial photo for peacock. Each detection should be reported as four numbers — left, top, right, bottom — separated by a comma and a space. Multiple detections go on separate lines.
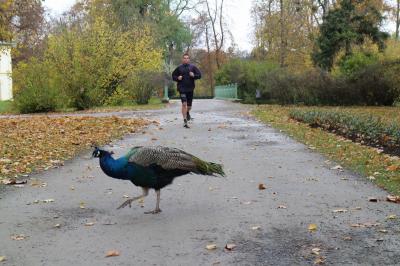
92, 146, 225, 214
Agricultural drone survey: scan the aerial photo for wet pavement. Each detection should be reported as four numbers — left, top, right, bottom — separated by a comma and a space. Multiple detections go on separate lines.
0, 100, 399, 265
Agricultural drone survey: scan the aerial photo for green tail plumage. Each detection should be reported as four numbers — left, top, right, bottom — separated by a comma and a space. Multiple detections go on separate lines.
194, 158, 225, 177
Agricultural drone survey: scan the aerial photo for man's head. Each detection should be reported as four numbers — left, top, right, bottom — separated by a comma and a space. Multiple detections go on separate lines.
182, 53, 190, 64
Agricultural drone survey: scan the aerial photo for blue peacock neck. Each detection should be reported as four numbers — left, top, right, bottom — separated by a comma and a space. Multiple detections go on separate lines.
99, 153, 132, 180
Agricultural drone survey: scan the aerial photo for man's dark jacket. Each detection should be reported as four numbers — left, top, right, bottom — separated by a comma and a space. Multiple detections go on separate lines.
172, 64, 201, 93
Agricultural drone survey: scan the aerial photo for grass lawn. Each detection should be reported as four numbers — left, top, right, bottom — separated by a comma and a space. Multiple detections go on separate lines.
0, 101, 13, 113
253, 105, 400, 196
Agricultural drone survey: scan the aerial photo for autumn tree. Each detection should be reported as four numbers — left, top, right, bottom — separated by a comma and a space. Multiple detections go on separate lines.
0, 0, 46, 62
313, 0, 389, 70
252, 0, 318, 69
13, 0, 163, 111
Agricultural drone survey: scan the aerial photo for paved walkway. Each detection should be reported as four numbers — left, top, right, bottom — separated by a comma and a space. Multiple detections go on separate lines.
0, 100, 399, 265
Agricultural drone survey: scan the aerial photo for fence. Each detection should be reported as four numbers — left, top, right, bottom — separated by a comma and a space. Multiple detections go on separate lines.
214, 83, 238, 100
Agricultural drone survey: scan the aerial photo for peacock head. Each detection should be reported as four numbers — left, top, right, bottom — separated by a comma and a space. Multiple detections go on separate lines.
92, 147, 114, 158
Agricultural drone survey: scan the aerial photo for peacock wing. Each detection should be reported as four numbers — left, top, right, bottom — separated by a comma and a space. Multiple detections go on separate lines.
127, 146, 199, 172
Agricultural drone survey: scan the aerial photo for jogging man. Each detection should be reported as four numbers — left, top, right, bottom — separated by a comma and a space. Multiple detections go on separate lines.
172, 53, 201, 128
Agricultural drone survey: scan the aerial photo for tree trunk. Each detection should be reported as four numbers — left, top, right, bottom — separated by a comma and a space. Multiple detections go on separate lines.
279, 0, 286, 67
205, 23, 214, 96
396, 0, 400, 40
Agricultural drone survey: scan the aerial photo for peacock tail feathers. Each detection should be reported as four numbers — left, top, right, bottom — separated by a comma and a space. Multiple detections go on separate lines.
125, 146, 225, 177
193, 157, 225, 177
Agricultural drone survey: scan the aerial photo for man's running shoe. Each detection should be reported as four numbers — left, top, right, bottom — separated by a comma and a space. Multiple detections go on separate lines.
184, 119, 190, 128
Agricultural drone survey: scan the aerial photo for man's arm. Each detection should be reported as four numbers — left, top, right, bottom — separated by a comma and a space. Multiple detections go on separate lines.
192, 65, 201, 80
172, 67, 181, 82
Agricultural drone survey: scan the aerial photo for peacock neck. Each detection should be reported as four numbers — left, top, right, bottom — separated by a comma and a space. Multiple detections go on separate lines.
99, 155, 131, 180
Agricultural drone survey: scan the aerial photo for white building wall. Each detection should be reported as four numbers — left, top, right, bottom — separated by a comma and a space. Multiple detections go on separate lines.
0, 47, 13, 101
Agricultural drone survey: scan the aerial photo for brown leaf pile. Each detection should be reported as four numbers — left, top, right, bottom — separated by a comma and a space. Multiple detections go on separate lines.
0, 115, 149, 179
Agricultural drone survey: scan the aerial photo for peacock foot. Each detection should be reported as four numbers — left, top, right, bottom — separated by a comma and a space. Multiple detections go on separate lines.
117, 199, 134, 209
144, 208, 162, 214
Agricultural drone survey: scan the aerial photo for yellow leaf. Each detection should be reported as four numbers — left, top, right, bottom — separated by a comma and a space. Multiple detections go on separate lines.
387, 214, 397, 220
0, 256, 6, 262
308, 224, 317, 231
105, 250, 120, 257
10, 234, 27, 241
311, 248, 321, 255
206, 244, 217, 250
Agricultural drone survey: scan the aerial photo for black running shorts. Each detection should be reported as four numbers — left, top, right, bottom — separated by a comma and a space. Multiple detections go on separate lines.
179, 91, 194, 106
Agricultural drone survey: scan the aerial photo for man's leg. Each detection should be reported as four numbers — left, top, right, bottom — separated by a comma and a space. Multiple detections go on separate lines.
186, 92, 193, 121
180, 93, 189, 128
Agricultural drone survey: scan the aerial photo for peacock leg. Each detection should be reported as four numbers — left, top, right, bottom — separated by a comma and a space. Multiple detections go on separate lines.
117, 187, 149, 209
144, 189, 162, 214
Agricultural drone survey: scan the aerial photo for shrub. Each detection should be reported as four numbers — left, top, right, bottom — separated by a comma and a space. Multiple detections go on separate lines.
338, 52, 379, 77
104, 86, 133, 106
290, 109, 400, 155
13, 58, 65, 113
215, 59, 278, 101
123, 71, 163, 105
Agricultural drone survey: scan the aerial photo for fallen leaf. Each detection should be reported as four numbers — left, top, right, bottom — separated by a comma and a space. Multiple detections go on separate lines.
105, 250, 120, 257
386, 195, 400, 203
79, 202, 86, 209
251, 226, 261, 230
206, 244, 217, 250
387, 214, 397, 220
10, 234, 27, 241
386, 165, 399, 171
225, 244, 236, 251
258, 183, 266, 190
85, 222, 95, 226
379, 229, 388, 233
314, 256, 325, 265
311, 248, 321, 255
54, 224, 61, 228
123, 195, 130, 198
367, 176, 375, 180
278, 205, 287, 209
0, 256, 5, 262
330, 165, 343, 170
333, 209, 347, 213
308, 224, 317, 232
342, 236, 352, 241
242, 201, 252, 205
363, 222, 381, 227
0, 178, 27, 185
42, 199, 55, 203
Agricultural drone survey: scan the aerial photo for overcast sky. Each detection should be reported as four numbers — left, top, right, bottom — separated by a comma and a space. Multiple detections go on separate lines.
42, 0, 254, 52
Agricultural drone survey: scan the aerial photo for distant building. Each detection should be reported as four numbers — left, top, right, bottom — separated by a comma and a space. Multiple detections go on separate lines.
0, 41, 14, 101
